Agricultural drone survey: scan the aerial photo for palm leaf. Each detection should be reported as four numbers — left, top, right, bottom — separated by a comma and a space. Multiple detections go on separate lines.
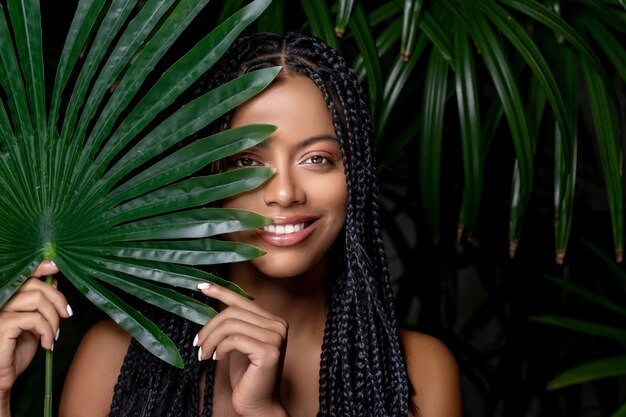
454, 23, 482, 237
543, 275, 626, 320
348, 4, 382, 121
48, 0, 105, 138
548, 355, 626, 389
300, 0, 340, 50
452, 1, 534, 254
420, 48, 449, 242
0, 0, 276, 368
257, 0, 285, 33
58, 254, 184, 368
400, 0, 423, 61
580, 56, 624, 261
335, 0, 356, 37
7, 0, 45, 137
0, 4, 31, 137
554, 45, 578, 264
531, 315, 626, 341
378, 33, 427, 140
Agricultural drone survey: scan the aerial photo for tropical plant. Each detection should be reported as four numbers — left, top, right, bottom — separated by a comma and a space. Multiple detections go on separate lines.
252, 0, 626, 264
534, 240, 626, 417
0, 0, 278, 414
265, 1, 625, 415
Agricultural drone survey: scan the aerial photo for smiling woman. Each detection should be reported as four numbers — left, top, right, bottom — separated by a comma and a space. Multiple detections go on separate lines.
0, 32, 461, 417
222, 75, 347, 279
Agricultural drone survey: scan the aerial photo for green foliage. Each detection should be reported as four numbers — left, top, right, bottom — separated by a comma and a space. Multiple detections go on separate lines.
0, 0, 277, 368
274, 1, 625, 414
536, 241, 626, 415
292, 0, 625, 262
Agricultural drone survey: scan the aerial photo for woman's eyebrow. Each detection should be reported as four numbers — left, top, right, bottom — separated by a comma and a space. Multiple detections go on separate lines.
248, 134, 339, 151
297, 134, 339, 150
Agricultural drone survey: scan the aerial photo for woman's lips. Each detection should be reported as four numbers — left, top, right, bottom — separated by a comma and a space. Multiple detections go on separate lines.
255, 218, 318, 247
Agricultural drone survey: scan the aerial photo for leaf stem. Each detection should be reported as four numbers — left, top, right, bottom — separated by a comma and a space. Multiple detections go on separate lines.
44, 275, 53, 417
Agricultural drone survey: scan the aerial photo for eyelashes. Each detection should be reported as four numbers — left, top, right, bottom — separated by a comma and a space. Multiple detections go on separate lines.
301, 155, 336, 166
225, 153, 339, 170
227, 156, 262, 168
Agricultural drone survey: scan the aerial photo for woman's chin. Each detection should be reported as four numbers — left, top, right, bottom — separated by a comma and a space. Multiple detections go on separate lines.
248, 254, 325, 280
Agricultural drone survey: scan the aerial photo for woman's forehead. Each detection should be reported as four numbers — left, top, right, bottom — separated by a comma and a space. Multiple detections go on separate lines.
230, 75, 334, 131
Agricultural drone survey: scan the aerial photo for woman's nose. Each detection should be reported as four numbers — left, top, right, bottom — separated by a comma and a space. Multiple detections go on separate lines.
263, 167, 306, 207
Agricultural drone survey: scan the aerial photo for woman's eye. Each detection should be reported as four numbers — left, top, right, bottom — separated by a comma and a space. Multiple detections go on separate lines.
304, 155, 330, 165
225, 156, 261, 169
237, 157, 258, 167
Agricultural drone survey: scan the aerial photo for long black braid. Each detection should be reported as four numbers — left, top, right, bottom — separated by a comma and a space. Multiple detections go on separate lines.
109, 32, 410, 417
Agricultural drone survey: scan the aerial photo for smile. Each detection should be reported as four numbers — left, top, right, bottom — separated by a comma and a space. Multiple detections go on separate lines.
263, 223, 306, 234
256, 219, 318, 246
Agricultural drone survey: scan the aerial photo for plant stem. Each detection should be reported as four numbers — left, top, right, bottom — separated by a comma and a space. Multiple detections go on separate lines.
44, 275, 53, 417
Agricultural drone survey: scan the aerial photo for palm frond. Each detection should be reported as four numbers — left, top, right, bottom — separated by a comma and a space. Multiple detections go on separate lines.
0, 0, 277, 367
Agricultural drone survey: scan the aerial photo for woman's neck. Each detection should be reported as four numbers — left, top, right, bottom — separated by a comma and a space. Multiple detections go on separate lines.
226, 260, 329, 333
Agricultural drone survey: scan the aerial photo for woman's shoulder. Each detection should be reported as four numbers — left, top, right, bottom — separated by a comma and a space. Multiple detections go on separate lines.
59, 319, 131, 417
399, 329, 462, 417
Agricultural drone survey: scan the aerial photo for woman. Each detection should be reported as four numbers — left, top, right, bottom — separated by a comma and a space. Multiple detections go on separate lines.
0, 32, 461, 417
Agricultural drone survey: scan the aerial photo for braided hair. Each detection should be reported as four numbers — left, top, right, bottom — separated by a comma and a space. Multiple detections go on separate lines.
109, 32, 410, 417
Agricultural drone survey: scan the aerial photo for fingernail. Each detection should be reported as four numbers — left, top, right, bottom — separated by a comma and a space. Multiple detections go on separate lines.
192, 334, 198, 347
52, 280, 58, 289
50, 260, 57, 268
198, 347, 203, 361
66, 304, 74, 317
212, 351, 217, 361
50, 343, 54, 352
197, 283, 211, 290
55, 328, 60, 341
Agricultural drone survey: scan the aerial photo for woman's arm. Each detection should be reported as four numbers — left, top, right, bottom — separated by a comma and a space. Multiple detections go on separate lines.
59, 319, 130, 417
400, 330, 462, 417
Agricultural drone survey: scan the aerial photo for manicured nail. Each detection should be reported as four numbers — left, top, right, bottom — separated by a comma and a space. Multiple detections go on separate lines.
197, 283, 211, 290
55, 328, 60, 341
198, 347, 203, 361
212, 351, 217, 361
50, 343, 54, 352
50, 260, 57, 268
66, 304, 74, 317
193, 334, 198, 347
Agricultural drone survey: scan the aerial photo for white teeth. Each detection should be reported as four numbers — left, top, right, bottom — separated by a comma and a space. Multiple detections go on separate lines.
264, 222, 306, 235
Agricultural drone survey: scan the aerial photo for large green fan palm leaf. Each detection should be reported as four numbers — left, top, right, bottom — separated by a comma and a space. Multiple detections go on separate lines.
0, 0, 278, 369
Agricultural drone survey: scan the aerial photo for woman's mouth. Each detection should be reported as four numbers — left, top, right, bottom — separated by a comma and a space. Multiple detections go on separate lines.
262, 220, 314, 235
257, 219, 317, 246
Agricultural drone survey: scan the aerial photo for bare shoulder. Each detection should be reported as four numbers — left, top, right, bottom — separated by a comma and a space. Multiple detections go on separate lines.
59, 319, 131, 417
400, 329, 462, 417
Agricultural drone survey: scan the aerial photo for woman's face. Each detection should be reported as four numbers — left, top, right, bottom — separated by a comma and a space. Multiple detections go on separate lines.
221, 75, 347, 278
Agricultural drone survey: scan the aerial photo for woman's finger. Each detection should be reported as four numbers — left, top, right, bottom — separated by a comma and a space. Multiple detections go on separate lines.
195, 307, 286, 346
31, 260, 59, 278
211, 333, 282, 367
7, 278, 73, 319
197, 283, 278, 320
197, 317, 285, 361
0, 311, 57, 350
1, 292, 62, 338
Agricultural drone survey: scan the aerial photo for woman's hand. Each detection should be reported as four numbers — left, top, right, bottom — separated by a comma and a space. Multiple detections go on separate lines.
0, 261, 72, 393
195, 283, 289, 417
